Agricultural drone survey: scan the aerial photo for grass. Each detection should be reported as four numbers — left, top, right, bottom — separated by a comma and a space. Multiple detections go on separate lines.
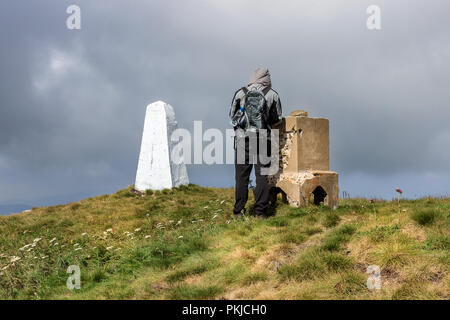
0, 185, 448, 300
410, 209, 438, 226
321, 224, 356, 251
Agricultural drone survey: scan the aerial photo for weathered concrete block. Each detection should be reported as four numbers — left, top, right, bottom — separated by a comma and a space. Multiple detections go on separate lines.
269, 110, 339, 209
135, 101, 189, 191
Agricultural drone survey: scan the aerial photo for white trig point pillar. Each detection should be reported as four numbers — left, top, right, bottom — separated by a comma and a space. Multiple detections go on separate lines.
135, 101, 189, 191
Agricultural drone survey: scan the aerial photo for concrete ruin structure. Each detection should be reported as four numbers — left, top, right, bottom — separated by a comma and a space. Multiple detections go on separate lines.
268, 110, 339, 209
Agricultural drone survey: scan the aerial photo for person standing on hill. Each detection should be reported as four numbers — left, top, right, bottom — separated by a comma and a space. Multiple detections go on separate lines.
229, 68, 282, 219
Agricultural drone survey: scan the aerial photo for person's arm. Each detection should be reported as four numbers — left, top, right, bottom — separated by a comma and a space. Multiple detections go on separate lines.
269, 92, 283, 126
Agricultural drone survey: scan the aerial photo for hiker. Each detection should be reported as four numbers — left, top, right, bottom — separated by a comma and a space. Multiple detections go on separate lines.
229, 68, 282, 219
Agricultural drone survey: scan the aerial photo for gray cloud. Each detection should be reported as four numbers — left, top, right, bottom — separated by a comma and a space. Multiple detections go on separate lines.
1, 0, 449, 210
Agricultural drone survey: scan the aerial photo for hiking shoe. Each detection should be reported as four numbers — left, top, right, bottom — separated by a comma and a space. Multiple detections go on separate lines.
234, 212, 244, 219
233, 208, 246, 220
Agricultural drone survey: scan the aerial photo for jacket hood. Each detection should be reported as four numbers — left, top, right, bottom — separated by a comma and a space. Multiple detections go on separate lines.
248, 68, 271, 89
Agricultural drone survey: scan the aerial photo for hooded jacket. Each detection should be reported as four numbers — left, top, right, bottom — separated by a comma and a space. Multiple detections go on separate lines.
229, 68, 282, 128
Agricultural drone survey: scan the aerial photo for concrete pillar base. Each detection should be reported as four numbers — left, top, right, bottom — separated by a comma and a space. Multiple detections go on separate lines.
273, 170, 338, 209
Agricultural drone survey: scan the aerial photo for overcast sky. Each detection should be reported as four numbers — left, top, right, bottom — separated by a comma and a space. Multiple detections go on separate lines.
1, 0, 449, 214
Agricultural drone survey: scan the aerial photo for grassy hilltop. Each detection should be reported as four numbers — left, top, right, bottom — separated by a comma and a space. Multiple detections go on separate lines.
0, 184, 448, 300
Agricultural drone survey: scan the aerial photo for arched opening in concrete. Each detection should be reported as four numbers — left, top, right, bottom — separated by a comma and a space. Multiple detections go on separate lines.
269, 187, 288, 206
312, 186, 327, 205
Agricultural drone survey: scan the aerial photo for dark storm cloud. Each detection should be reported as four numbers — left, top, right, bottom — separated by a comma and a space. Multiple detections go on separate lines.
0, 0, 449, 208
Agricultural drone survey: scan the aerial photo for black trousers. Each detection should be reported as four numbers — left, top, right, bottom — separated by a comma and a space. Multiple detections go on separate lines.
233, 133, 271, 215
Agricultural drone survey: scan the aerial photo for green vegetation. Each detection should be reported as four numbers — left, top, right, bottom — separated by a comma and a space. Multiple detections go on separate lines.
0, 185, 448, 300
410, 209, 438, 226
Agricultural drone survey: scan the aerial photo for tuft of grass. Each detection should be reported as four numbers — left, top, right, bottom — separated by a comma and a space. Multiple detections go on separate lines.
264, 216, 290, 227
91, 269, 107, 283
166, 259, 216, 283
280, 232, 306, 244
69, 203, 82, 211
410, 209, 438, 226
168, 284, 224, 300
334, 271, 367, 295
321, 224, 356, 251
322, 212, 340, 228
321, 252, 353, 271
278, 249, 354, 283
241, 272, 268, 285
278, 250, 326, 281
364, 224, 400, 243
120, 234, 207, 271
424, 229, 449, 250
221, 262, 247, 285
113, 187, 137, 199
372, 235, 417, 268
303, 226, 323, 236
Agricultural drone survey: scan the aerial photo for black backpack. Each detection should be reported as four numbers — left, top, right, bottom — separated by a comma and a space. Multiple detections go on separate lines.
232, 86, 271, 131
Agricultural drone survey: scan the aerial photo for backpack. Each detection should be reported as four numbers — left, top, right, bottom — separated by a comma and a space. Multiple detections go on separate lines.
232, 86, 271, 132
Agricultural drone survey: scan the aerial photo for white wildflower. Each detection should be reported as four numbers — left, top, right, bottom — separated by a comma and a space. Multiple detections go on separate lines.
213, 214, 218, 219
203, 206, 209, 209
74, 243, 79, 247
178, 236, 184, 239
74, 248, 82, 251
134, 228, 141, 232
53, 243, 59, 246
19, 244, 31, 251
220, 200, 225, 204
81, 233, 87, 236
33, 238, 42, 243
41, 255, 48, 259
106, 246, 114, 251
10, 256, 21, 263
106, 228, 113, 233
145, 235, 151, 239
176, 219, 182, 226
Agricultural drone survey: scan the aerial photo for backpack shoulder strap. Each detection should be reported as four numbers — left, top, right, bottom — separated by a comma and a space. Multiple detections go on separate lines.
262, 87, 271, 96
241, 87, 249, 94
